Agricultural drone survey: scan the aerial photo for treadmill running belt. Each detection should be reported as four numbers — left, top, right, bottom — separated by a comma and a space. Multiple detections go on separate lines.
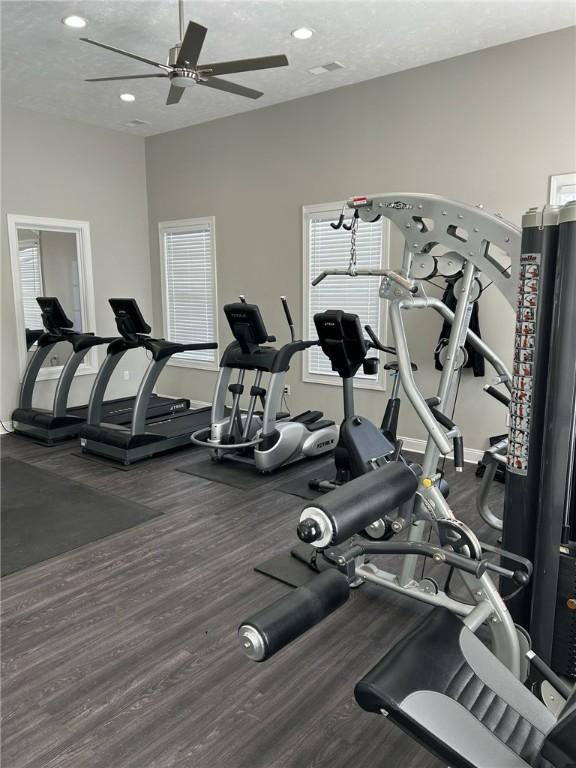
69, 393, 189, 425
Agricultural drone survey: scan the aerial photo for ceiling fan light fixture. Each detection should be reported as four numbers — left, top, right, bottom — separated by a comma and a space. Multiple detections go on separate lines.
119, 93, 136, 102
62, 15, 87, 29
291, 27, 313, 40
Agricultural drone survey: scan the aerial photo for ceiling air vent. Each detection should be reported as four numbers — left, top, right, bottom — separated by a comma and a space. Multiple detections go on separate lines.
307, 62, 345, 75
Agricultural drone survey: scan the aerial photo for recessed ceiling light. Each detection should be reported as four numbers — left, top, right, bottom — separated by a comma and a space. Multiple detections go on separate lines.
62, 15, 87, 28
120, 93, 136, 103
291, 27, 313, 40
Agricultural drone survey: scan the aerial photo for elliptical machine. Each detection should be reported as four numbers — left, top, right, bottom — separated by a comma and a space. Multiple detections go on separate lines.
191, 296, 338, 473
308, 310, 401, 493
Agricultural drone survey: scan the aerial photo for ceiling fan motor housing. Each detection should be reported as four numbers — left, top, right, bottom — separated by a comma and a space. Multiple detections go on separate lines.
170, 69, 199, 87
168, 45, 181, 66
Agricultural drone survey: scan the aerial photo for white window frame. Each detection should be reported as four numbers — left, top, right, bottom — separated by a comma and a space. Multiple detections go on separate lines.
7, 214, 97, 381
549, 172, 576, 205
158, 216, 219, 371
302, 201, 390, 391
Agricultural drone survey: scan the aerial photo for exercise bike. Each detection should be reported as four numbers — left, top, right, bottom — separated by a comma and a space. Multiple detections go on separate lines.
308, 309, 417, 495
191, 296, 338, 473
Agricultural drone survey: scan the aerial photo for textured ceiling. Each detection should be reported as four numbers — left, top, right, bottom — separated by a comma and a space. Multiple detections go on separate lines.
2, 0, 575, 136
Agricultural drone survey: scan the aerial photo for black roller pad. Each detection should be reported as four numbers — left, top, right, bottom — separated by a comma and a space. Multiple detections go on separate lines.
306, 461, 418, 545
243, 569, 350, 660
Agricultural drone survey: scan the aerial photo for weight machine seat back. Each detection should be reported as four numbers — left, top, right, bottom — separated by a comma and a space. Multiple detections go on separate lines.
354, 609, 574, 768
313, 310, 369, 379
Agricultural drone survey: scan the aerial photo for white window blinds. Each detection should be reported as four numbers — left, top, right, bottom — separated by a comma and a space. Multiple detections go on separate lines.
18, 238, 44, 330
161, 218, 217, 365
305, 206, 385, 382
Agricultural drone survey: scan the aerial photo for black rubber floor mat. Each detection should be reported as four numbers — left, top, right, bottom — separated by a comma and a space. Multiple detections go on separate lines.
254, 550, 322, 588
274, 463, 337, 499
176, 455, 333, 491
1, 457, 163, 576
176, 456, 278, 489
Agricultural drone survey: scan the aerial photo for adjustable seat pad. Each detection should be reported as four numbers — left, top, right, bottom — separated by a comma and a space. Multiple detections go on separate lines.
355, 609, 558, 768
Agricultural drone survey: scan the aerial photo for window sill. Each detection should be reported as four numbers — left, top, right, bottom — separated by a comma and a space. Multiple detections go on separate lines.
35, 364, 99, 382
166, 358, 218, 372
302, 372, 386, 392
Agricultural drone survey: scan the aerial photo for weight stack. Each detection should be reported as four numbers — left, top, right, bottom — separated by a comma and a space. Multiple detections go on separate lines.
531, 200, 576, 677
501, 206, 560, 627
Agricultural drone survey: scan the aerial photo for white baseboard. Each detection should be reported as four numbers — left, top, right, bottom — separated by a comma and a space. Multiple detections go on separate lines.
399, 435, 484, 465
1, 420, 14, 435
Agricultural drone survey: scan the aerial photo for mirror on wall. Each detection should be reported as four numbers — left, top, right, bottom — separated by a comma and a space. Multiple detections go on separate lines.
8, 215, 96, 380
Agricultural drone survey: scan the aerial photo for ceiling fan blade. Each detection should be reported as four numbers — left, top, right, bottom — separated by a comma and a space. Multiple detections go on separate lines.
86, 74, 169, 82
198, 76, 263, 100
198, 54, 288, 77
80, 38, 170, 71
176, 21, 207, 67
166, 84, 186, 105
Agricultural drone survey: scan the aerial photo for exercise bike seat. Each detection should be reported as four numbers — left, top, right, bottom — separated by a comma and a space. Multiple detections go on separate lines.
384, 361, 418, 372
355, 608, 574, 768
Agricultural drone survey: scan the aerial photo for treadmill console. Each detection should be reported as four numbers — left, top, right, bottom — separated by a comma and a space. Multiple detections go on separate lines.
224, 302, 271, 354
36, 297, 75, 335
109, 298, 152, 342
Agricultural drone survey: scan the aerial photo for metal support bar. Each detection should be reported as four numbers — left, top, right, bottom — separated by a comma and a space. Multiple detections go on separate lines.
477, 455, 505, 531
18, 342, 58, 408
261, 372, 286, 436
131, 356, 171, 436
53, 348, 91, 417
242, 370, 262, 439
87, 349, 127, 425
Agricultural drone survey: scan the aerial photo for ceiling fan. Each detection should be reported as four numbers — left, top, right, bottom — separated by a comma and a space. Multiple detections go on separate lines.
81, 0, 289, 105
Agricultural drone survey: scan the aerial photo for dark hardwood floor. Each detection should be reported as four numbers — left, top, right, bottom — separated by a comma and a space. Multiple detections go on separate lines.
1, 434, 504, 768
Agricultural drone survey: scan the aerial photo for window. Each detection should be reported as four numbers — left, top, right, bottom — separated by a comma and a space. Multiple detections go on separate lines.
303, 202, 388, 388
18, 233, 44, 330
159, 217, 218, 369
549, 172, 576, 205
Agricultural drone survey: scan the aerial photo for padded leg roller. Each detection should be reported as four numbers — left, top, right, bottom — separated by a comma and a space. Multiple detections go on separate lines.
297, 462, 418, 548
238, 570, 350, 661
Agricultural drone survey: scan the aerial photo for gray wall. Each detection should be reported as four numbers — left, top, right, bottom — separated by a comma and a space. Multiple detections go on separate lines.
1, 105, 152, 418
145, 28, 576, 455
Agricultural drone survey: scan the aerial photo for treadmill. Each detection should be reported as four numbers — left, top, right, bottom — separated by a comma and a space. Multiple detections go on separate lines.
79, 298, 217, 465
12, 297, 189, 443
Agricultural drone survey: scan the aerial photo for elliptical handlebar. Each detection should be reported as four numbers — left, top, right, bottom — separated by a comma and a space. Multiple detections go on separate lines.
364, 324, 396, 355
281, 296, 296, 343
